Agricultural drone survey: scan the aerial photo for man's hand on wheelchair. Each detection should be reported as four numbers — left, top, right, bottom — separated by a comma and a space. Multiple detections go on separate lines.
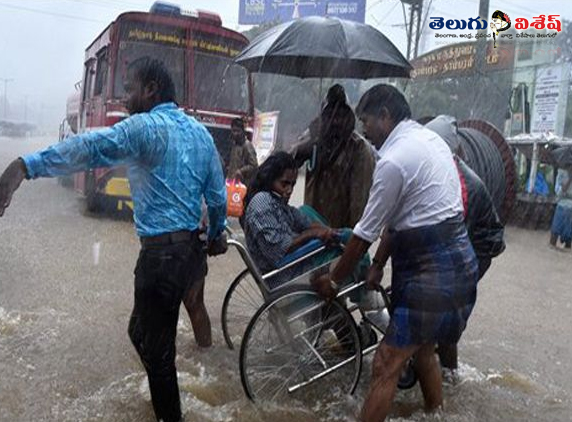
316, 227, 340, 245
207, 232, 228, 256
311, 273, 338, 302
366, 262, 384, 291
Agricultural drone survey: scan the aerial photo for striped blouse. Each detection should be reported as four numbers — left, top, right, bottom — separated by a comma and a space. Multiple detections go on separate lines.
243, 191, 311, 275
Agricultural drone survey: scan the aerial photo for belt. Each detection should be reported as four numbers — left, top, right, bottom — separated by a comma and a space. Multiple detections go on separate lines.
140, 230, 199, 248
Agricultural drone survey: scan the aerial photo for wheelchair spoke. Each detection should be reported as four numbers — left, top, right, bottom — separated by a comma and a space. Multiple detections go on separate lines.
234, 282, 264, 308
222, 271, 265, 349
240, 290, 363, 402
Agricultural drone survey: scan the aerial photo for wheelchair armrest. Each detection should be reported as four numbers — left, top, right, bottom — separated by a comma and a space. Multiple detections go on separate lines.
277, 239, 326, 267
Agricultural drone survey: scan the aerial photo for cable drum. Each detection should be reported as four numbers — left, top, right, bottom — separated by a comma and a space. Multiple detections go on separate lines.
421, 117, 516, 222
458, 128, 506, 215
458, 120, 517, 223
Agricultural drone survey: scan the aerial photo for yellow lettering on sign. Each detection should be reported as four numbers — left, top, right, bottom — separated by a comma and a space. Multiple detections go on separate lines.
198, 40, 230, 55
128, 29, 154, 41
154, 32, 181, 46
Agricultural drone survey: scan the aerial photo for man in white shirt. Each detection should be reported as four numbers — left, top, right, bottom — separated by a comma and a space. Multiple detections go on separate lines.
312, 85, 479, 422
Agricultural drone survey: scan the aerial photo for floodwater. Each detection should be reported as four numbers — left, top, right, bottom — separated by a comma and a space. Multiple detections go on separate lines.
0, 136, 571, 421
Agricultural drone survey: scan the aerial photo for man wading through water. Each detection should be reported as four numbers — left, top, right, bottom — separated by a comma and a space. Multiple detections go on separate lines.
0, 58, 227, 422
312, 85, 479, 422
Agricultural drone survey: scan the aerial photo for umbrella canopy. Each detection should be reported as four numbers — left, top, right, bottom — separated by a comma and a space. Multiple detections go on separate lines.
551, 146, 572, 168
235, 16, 412, 79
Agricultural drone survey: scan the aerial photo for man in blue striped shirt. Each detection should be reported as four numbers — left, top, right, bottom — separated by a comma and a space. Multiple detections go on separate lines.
0, 58, 227, 422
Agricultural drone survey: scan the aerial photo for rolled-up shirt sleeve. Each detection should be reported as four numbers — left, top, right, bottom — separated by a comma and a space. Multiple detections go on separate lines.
21, 115, 151, 179
353, 159, 404, 243
204, 148, 227, 239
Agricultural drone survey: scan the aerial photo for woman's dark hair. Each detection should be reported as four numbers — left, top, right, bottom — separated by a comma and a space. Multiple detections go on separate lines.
356, 84, 411, 123
243, 151, 297, 212
128, 57, 176, 103
491, 10, 511, 31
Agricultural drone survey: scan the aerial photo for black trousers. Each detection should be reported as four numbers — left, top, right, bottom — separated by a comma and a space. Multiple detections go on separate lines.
128, 236, 206, 422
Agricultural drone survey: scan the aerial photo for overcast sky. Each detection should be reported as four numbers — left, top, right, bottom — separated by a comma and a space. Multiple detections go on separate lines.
0, 0, 569, 127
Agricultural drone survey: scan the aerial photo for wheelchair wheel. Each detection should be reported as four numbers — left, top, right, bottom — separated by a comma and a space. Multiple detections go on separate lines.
221, 269, 264, 349
240, 289, 362, 403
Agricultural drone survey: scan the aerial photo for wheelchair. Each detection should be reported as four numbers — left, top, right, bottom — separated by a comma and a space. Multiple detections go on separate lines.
221, 230, 415, 403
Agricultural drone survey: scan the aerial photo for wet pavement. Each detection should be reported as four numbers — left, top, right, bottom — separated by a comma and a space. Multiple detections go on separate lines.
0, 136, 571, 421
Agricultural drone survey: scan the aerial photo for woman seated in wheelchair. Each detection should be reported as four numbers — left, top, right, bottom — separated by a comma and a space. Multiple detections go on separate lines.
241, 152, 376, 307
241, 151, 390, 358
241, 151, 340, 289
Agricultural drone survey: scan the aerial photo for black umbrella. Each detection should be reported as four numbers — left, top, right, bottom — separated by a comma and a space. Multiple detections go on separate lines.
235, 16, 411, 79
551, 146, 572, 168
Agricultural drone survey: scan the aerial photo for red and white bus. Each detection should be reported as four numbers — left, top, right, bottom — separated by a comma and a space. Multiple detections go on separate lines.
75, 1, 253, 211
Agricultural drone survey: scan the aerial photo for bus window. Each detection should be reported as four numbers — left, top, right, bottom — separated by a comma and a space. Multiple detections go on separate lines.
94, 48, 109, 97
83, 59, 96, 101
194, 52, 249, 112
114, 42, 185, 103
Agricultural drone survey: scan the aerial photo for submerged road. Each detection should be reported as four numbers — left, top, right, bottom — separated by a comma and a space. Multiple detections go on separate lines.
0, 136, 570, 421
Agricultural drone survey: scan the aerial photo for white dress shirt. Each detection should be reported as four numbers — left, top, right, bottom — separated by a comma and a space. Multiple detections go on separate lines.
353, 119, 463, 243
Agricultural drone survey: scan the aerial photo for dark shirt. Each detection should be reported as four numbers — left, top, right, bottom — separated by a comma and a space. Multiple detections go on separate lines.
457, 158, 505, 260
227, 139, 258, 184
293, 131, 375, 228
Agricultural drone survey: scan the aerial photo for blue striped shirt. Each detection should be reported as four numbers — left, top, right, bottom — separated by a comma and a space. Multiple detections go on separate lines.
22, 102, 226, 238
244, 191, 311, 275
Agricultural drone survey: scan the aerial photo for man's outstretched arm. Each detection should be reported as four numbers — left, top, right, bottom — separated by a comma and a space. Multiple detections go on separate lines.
0, 115, 151, 217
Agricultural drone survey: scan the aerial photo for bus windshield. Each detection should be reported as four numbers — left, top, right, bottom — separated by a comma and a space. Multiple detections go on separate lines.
114, 41, 186, 103
194, 52, 249, 112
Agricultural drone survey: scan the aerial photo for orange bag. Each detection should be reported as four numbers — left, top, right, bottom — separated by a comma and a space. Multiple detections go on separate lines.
226, 179, 247, 217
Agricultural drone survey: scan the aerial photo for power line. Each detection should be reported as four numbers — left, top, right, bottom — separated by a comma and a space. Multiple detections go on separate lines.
63, 0, 147, 10
401, 1, 409, 43
500, 0, 548, 18
63, 0, 142, 12
0, 78, 14, 119
0, 1, 241, 27
0, 2, 107, 23
369, 2, 400, 27
432, 8, 459, 19
385, 3, 401, 27
455, 0, 569, 21
417, 0, 434, 47
367, 0, 384, 12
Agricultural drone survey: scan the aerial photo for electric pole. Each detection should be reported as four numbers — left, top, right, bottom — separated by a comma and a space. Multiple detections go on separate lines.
401, 0, 423, 60
476, 0, 489, 75
0, 78, 14, 119
24, 95, 28, 122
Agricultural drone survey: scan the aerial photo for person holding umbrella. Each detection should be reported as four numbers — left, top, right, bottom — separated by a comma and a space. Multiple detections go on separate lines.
234, 16, 411, 229
290, 84, 375, 229
312, 85, 479, 422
